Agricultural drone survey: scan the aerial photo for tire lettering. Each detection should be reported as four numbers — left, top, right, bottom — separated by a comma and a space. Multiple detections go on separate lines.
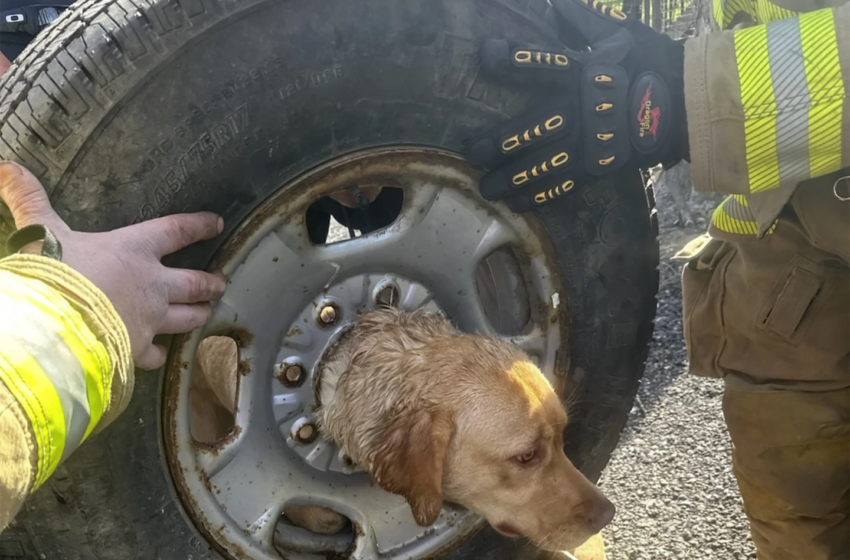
154, 185, 169, 208
134, 104, 249, 222
278, 65, 345, 100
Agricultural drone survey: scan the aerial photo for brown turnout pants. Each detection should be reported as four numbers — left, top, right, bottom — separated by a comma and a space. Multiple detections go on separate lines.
681, 177, 850, 560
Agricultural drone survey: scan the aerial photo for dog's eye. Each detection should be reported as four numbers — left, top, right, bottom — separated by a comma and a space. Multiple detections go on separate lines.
515, 450, 537, 465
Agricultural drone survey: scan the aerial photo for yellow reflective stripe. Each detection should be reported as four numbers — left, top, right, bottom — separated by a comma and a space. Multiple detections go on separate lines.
0, 343, 65, 489
712, 196, 760, 235
82, 350, 109, 439
715, 0, 798, 29
736, 24, 780, 193
755, 0, 795, 23
714, 0, 750, 29
15, 276, 111, 440
714, 0, 753, 29
710, 194, 778, 237
799, 9, 845, 179
713, 0, 723, 27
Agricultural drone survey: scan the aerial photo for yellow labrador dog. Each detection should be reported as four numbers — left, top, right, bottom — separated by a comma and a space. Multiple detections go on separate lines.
312, 308, 614, 552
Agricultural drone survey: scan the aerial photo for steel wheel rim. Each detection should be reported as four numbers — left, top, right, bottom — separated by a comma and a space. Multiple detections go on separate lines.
163, 147, 568, 560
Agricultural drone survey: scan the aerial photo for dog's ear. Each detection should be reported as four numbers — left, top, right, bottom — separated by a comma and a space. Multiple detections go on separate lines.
370, 408, 454, 526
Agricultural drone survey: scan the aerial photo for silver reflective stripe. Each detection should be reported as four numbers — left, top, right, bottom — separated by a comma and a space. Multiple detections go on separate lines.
722, 195, 760, 235
0, 292, 90, 462
724, 195, 756, 223
766, 16, 811, 186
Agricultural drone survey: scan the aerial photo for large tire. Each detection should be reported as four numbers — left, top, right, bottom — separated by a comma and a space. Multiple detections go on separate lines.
0, 0, 659, 558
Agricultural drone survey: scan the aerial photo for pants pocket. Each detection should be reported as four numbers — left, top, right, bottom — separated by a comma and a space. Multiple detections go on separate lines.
755, 255, 830, 344
681, 236, 735, 378
720, 253, 850, 383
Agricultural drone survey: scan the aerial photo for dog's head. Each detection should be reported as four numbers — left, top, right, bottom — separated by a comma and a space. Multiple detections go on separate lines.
367, 332, 614, 552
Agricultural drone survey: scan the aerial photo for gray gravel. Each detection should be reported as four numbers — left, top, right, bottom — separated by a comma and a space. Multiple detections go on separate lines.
600, 181, 755, 560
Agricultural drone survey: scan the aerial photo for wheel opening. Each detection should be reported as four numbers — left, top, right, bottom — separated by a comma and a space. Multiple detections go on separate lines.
190, 336, 239, 444
475, 247, 532, 335
306, 186, 404, 244
274, 505, 355, 556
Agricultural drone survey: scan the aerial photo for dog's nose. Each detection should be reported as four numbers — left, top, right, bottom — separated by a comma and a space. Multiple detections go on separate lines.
586, 497, 616, 533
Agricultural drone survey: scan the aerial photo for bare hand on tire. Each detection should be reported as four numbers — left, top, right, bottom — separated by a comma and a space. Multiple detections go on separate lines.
0, 162, 227, 370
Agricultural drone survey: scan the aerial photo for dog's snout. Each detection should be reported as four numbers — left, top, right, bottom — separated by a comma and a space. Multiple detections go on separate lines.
585, 496, 616, 533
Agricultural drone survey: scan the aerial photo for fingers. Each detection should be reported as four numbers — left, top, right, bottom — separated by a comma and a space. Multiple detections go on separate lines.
328, 186, 383, 208
550, 0, 629, 48
136, 344, 168, 371
502, 177, 581, 213
166, 269, 227, 304
0, 51, 11, 78
0, 162, 66, 231
132, 212, 224, 257
134, 293, 220, 369
159, 303, 213, 335
479, 141, 581, 201
464, 104, 575, 169
479, 38, 578, 89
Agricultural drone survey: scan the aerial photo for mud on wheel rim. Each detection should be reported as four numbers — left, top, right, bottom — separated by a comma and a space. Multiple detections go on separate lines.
163, 147, 568, 560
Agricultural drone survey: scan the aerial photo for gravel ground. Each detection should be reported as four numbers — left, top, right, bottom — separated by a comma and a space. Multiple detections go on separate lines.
600, 176, 756, 560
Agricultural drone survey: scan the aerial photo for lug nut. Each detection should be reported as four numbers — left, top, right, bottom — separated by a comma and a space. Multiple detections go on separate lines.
277, 362, 305, 387
284, 364, 303, 383
290, 418, 319, 444
295, 423, 317, 444
376, 285, 400, 307
318, 304, 339, 326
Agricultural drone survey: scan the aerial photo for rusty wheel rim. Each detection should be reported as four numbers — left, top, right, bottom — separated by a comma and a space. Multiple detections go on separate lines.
163, 147, 567, 560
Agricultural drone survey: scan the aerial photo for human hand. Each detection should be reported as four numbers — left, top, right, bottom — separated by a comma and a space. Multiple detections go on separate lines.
464, 0, 687, 212
0, 162, 226, 370
0, 51, 11, 78
328, 186, 383, 208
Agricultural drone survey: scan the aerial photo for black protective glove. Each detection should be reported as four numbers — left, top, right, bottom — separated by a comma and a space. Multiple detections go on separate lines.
464, 0, 688, 213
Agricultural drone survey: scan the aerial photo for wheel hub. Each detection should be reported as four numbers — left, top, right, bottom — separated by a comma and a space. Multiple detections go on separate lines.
277, 273, 441, 476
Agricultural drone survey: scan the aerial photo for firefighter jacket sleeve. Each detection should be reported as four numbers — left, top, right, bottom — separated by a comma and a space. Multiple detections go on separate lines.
684, 3, 849, 212
0, 254, 133, 530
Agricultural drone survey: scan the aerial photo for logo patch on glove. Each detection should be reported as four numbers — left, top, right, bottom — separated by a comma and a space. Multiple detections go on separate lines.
629, 72, 671, 155
637, 86, 661, 139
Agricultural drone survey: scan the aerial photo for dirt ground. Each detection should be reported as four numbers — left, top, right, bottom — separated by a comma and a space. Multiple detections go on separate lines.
601, 181, 756, 560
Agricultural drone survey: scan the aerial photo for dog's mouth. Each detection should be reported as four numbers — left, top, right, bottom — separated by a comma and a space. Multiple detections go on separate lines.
494, 522, 523, 538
